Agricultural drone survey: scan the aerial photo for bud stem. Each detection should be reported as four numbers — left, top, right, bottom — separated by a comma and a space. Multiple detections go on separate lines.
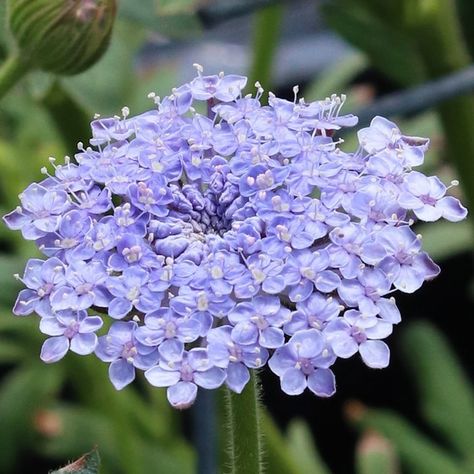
0, 54, 31, 101
225, 371, 263, 474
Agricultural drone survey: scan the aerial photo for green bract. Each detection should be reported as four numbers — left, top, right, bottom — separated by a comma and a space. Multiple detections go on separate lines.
7, 0, 116, 75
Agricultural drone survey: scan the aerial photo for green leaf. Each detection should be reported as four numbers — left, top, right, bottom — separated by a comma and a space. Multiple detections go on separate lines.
0, 338, 27, 363
303, 52, 368, 102
50, 448, 100, 474
401, 322, 474, 464
322, 1, 426, 86
355, 430, 398, 474
286, 419, 331, 474
60, 21, 146, 115
119, 0, 202, 39
348, 405, 464, 474
0, 255, 23, 307
259, 410, 305, 474
247, 4, 283, 93
416, 220, 474, 260
0, 364, 63, 471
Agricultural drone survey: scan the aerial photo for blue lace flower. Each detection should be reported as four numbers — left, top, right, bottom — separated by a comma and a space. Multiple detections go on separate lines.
3, 66, 468, 407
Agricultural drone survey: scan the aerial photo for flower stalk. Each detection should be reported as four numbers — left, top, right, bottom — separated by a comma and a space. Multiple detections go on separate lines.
225, 372, 263, 474
0, 54, 30, 100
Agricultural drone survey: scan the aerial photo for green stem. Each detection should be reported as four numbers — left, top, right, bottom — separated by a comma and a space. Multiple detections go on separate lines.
247, 3, 284, 93
0, 54, 31, 100
408, 0, 474, 212
40, 80, 92, 151
225, 371, 263, 474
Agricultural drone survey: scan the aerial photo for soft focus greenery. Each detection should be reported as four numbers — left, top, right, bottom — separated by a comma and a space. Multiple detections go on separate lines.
0, 1, 473, 473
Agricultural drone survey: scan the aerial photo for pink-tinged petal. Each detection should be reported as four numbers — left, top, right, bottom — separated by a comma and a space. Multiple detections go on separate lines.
226, 363, 250, 393
167, 381, 197, 409
70, 333, 97, 355
40, 336, 69, 363
281, 368, 307, 395
359, 340, 390, 368
307, 369, 336, 397
145, 366, 181, 387
437, 196, 468, 222
109, 359, 135, 390
194, 367, 226, 389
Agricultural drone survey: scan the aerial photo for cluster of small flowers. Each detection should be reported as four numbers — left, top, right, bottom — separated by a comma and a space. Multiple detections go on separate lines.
3, 67, 467, 408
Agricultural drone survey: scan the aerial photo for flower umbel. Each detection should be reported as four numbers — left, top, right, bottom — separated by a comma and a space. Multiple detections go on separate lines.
3, 68, 467, 408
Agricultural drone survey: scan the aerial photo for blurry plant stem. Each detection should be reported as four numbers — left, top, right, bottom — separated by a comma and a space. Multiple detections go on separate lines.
247, 3, 283, 94
225, 371, 263, 474
0, 54, 30, 100
407, 0, 474, 211
40, 80, 92, 150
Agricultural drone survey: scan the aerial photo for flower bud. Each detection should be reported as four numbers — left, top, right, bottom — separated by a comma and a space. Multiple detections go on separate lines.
8, 0, 117, 75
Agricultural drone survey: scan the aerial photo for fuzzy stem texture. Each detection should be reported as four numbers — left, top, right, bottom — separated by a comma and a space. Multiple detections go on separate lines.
0, 54, 30, 100
225, 371, 263, 474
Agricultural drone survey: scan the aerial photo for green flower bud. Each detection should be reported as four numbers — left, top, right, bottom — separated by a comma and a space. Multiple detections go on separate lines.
7, 0, 117, 75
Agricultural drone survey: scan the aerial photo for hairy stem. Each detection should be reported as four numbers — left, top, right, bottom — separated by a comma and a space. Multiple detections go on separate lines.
225, 371, 263, 474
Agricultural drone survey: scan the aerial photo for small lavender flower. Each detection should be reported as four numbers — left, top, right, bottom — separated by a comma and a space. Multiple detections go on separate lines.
40, 310, 103, 363
95, 321, 159, 390
325, 310, 392, 368
228, 296, 291, 348
13, 258, 66, 317
3, 67, 467, 408
269, 329, 336, 397
145, 341, 226, 409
